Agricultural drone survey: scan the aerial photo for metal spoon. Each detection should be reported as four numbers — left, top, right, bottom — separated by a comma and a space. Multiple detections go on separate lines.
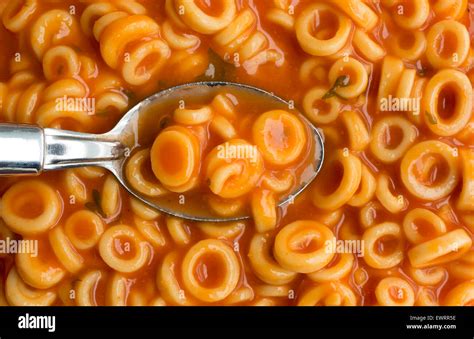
0, 81, 324, 222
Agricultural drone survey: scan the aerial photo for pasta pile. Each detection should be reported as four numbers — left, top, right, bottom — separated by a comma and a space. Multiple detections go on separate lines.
0, 0, 472, 306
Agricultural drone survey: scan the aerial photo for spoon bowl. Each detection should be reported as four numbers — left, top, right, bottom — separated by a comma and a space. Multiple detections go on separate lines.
0, 81, 324, 222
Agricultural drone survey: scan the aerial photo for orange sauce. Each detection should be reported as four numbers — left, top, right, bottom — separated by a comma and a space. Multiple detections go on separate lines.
0, 0, 471, 306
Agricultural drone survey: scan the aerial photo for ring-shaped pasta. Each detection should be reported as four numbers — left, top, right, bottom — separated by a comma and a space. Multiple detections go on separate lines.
255, 284, 290, 298
130, 197, 160, 220
101, 175, 121, 218
391, 0, 429, 30
302, 86, 342, 124
400, 140, 459, 200
431, 0, 467, 20
328, 57, 368, 99
426, 20, 470, 69
65, 210, 104, 250
252, 110, 306, 166
207, 195, 245, 217
211, 93, 236, 119
121, 39, 171, 86
362, 222, 404, 269
181, 239, 240, 302
1, 180, 62, 236
156, 251, 192, 305
273, 220, 335, 274
402, 208, 447, 244
205, 139, 264, 198
375, 277, 415, 306
422, 69, 472, 136
49, 226, 84, 274
2, 0, 37, 32
92, 11, 128, 41
173, 0, 237, 34
390, 30, 426, 61
36, 103, 93, 131
377, 56, 404, 111
299, 58, 329, 85
297, 282, 357, 306
74, 166, 106, 179
16, 238, 66, 289
210, 115, 237, 140
251, 188, 277, 233
134, 216, 166, 249
307, 253, 354, 283
225, 286, 254, 305
99, 224, 151, 273
126, 149, 167, 197
113, 0, 147, 15
333, 0, 378, 31
64, 170, 87, 204
174, 106, 212, 125
407, 266, 447, 286
166, 216, 191, 246
151, 126, 200, 191
30, 9, 76, 58
6, 268, 56, 306
340, 110, 370, 151
15, 82, 45, 124
359, 201, 388, 229
99, 15, 160, 69
347, 164, 376, 207
76, 270, 105, 306
407, 229, 472, 268
76, 167, 106, 179
95, 90, 129, 115
106, 273, 129, 306
315, 208, 343, 228
162, 20, 200, 50
248, 233, 297, 285
370, 116, 418, 163
80, 2, 117, 37
196, 221, 245, 240
457, 149, 474, 211
42, 45, 80, 81
353, 29, 386, 62
266, 8, 294, 31
295, 3, 352, 57
42, 78, 87, 102
375, 173, 407, 213
405, 77, 426, 125
443, 281, 474, 306
261, 171, 294, 193
312, 149, 362, 210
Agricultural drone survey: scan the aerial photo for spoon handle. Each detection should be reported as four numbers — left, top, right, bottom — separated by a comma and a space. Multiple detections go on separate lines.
0, 124, 123, 175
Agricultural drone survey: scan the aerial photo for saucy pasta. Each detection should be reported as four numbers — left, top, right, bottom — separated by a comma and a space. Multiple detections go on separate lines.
125, 89, 315, 221
0, 0, 472, 307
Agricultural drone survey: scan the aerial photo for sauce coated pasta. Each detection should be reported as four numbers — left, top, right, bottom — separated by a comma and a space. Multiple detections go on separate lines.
125, 89, 315, 221
0, 0, 472, 307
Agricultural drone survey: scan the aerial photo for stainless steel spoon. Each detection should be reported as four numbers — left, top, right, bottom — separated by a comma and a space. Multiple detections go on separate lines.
0, 82, 324, 222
